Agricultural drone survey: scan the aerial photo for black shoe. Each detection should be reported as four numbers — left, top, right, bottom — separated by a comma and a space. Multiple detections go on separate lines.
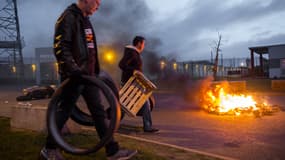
144, 128, 159, 133
107, 149, 137, 160
39, 147, 65, 160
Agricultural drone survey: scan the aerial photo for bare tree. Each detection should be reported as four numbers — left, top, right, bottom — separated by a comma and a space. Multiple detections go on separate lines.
211, 33, 223, 81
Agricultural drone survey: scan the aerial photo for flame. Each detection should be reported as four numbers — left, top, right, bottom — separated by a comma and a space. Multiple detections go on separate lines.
185, 77, 280, 116
201, 83, 267, 116
203, 87, 259, 115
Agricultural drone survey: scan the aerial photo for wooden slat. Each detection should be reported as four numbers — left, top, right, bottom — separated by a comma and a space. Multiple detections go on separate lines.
119, 76, 135, 95
120, 82, 135, 104
119, 72, 157, 117
132, 92, 152, 114
124, 85, 140, 109
128, 90, 143, 111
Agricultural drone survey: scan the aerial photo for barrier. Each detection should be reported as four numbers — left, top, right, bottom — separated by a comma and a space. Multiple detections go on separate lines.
211, 81, 246, 93
271, 80, 285, 91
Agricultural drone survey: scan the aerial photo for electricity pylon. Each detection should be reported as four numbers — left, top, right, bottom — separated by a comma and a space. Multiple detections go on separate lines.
0, 0, 24, 76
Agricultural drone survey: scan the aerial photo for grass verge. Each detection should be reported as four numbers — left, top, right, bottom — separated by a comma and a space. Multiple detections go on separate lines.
0, 117, 221, 160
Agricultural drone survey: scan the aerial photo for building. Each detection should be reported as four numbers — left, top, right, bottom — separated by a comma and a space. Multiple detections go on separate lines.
249, 44, 285, 78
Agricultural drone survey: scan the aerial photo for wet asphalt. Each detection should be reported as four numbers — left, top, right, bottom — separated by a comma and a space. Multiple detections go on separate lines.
121, 92, 285, 160
1, 86, 285, 160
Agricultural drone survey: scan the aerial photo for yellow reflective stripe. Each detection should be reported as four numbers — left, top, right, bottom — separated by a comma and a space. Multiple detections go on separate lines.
54, 41, 60, 48
55, 35, 62, 40
56, 50, 62, 55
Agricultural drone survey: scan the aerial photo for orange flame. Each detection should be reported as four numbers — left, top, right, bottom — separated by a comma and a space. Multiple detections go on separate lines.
202, 85, 259, 116
185, 77, 279, 116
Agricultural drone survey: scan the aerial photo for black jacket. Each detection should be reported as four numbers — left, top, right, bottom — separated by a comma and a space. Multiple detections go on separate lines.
54, 4, 100, 81
119, 45, 143, 84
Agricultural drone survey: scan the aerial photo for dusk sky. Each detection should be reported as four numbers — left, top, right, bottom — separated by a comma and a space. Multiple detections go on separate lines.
10, 0, 285, 61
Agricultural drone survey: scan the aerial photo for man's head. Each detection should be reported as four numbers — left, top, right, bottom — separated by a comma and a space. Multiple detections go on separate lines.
133, 36, 145, 53
77, 0, 101, 16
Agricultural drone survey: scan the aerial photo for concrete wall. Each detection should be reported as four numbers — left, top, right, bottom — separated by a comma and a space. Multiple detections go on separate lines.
271, 80, 285, 90
35, 47, 57, 84
35, 47, 54, 58
269, 45, 285, 78
10, 102, 82, 133
269, 68, 281, 78
269, 45, 285, 59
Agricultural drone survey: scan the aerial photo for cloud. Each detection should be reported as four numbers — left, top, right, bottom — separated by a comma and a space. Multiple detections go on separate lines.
17, 0, 73, 56
150, 0, 285, 60
222, 33, 285, 59
2, 0, 284, 61
15, 0, 155, 57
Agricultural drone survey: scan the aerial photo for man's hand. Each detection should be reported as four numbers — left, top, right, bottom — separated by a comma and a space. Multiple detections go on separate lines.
70, 70, 83, 77
133, 70, 140, 75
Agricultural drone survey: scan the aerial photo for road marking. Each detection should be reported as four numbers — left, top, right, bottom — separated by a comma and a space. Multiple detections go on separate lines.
118, 133, 238, 160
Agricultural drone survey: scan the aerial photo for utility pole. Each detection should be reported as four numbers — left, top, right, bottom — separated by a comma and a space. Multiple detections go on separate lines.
211, 50, 213, 64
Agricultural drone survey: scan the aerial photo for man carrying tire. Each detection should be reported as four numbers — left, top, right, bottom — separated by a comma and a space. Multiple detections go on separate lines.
40, 0, 137, 160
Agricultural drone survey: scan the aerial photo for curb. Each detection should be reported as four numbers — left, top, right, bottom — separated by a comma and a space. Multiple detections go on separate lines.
118, 133, 238, 160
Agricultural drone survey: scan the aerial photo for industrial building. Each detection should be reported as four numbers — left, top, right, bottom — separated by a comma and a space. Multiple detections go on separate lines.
249, 44, 285, 78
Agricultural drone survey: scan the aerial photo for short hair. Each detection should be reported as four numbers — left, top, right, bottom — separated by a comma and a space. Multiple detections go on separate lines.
133, 36, 145, 46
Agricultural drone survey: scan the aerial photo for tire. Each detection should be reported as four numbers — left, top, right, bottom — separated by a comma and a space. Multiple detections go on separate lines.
45, 86, 55, 98
98, 70, 119, 99
70, 105, 94, 126
98, 71, 125, 120
149, 95, 155, 111
16, 95, 32, 101
47, 75, 121, 155
70, 71, 125, 125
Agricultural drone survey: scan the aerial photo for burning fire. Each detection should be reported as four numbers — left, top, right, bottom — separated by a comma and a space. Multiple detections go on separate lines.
201, 82, 278, 116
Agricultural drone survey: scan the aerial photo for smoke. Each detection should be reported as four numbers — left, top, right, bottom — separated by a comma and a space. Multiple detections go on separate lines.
12, 0, 164, 81
92, 0, 153, 46
14, 0, 162, 58
184, 76, 214, 106
83, 0, 164, 81
11, 0, 285, 61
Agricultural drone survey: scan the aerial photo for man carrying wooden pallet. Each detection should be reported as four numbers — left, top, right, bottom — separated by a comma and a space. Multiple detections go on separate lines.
119, 36, 159, 133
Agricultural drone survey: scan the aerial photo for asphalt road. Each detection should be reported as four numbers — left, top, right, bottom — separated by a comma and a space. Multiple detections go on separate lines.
1, 85, 285, 160
122, 92, 285, 160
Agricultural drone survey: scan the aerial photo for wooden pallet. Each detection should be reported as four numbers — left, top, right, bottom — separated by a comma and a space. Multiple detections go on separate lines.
119, 71, 157, 117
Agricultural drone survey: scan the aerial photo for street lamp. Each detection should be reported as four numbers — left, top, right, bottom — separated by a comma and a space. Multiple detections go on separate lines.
31, 64, 36, 81
31, 64, 36, 72
185, 64, 189, 71
12, 66, 16, 73
173, 62, 177, 71
160, 60, 166, 70
104, 51, 115, 64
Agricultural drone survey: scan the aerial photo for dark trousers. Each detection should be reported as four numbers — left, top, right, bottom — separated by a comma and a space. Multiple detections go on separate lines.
121, 81, 153, 130
45, 79, 119, 156
141, 100, 153, 131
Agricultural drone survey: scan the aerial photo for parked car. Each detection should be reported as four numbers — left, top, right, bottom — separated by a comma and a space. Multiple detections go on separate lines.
16, 85, 56, 101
